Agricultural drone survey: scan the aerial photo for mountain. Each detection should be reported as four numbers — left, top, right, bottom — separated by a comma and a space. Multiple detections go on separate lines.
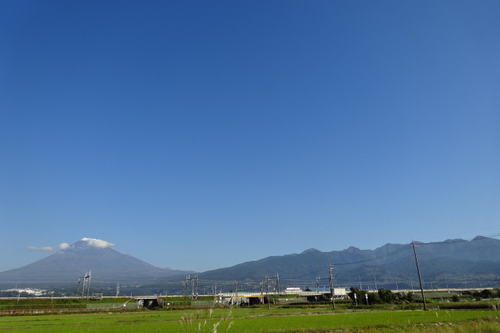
4, 236, 500, 292
0, 239, 191, 286
195, 236, 500, 290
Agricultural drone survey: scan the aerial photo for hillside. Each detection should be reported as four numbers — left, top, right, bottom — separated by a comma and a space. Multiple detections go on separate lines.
195, 236, 500, 290
0, 239, 191, 287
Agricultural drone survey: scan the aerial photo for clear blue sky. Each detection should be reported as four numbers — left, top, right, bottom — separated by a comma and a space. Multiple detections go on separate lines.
1, 1, 499, 273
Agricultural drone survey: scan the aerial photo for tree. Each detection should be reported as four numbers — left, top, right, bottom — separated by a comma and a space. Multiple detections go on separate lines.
480, 289, 493, 299
395, 291, 413, 303
348, 287, 368, 305
378, 289, 396, 303
368, 292, 381, 304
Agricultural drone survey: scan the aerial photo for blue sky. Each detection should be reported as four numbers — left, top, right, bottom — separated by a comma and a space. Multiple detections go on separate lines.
1, 1, 499, 273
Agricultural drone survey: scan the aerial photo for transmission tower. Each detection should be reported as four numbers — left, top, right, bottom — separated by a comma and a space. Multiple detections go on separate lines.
80, 271, 92, 298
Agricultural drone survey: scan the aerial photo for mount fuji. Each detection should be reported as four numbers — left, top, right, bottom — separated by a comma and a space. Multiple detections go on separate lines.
0, 238, 191, 286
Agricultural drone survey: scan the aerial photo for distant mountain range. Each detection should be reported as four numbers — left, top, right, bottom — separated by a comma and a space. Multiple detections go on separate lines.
2, 236, 500, 291
0, 239, 191, 287
196, 236, 500, 290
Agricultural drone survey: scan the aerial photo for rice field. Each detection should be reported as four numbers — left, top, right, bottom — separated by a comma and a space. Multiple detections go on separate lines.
0, 307, 499, 332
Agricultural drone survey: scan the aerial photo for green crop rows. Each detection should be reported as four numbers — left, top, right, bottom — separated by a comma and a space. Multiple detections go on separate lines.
1, 307, 499, 332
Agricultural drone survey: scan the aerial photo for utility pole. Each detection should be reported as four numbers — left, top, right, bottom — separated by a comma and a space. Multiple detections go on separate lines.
266, 276, 271, 309
328, 263, 335, 310
443, 274, 449, 292
212, 283, 218, 307
408, 274, 414, 293
412, 241, 427, 310
77, 278, 81, 297
87, 271, 92, 298
81, 274, 85, 298
195, 275, 198, 299
183, 275, 191, 297
261, 277, 266, 308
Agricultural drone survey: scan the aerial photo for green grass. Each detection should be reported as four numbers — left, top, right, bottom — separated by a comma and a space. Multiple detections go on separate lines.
0, 308, 499, 332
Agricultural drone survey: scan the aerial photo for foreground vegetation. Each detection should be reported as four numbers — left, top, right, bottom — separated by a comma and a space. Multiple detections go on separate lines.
1, 305, 500, 332
1, 290, 500, 332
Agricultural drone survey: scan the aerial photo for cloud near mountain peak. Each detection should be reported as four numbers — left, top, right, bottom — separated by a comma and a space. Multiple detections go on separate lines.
28, 238, 114, 252
80, 238, 115, 248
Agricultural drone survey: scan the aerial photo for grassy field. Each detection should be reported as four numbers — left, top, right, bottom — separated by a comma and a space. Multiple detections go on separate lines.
1, 307, 499, 332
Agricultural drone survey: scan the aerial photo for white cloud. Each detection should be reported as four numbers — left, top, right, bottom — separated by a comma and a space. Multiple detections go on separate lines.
58, 243, 70, 250
27, 238, 115, 252
28, 246, 55, 252
81, 238, 115, 248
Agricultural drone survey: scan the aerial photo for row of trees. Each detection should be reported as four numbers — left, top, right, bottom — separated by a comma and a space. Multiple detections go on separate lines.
347, 287, 414, 305
347, 287, 500, 305
471, 288, 500, 300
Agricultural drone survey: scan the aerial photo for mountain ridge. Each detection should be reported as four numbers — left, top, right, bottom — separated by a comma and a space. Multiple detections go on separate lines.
196, 236, 500, 289
2, 236, 500, 290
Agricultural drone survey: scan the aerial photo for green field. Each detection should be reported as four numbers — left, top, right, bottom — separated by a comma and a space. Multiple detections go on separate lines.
1, 307, 499, 332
